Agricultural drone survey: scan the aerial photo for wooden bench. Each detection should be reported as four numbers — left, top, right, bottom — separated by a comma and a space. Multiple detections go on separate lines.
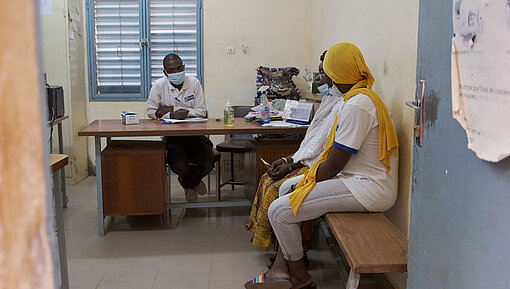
323, 213, 408, 289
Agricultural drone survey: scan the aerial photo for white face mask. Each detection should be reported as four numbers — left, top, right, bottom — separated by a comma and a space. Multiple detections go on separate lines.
167, 71, 185, 85
317, 83, 331, 96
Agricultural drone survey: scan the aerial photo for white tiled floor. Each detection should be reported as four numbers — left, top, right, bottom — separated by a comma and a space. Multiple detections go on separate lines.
63, 175, 348, 289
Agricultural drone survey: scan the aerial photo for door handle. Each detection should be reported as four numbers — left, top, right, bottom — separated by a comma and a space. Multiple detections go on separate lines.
406, 80, 426, 146
405, 100, 420, 110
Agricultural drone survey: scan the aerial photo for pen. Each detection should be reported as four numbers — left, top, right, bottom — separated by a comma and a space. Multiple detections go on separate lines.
260, 158, 271, 169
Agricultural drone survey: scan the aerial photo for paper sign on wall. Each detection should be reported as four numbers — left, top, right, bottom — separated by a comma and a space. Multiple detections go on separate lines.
451, 0, 510, 162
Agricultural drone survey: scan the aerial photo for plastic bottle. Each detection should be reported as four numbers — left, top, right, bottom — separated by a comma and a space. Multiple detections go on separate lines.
261, 93, 270, 123
224, 100, 234, 127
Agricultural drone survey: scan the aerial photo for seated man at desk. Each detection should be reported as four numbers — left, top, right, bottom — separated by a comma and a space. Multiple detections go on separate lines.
147, 53, 216, 202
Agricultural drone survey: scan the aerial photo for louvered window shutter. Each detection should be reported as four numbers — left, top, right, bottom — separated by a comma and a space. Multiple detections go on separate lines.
149, 0, 200, 84
87, 0, 202, 100
92, 0, 142, 96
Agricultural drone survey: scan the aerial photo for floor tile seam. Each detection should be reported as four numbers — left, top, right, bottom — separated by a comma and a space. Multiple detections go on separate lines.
93, 270, 108, 289
205, 207, 222, 289
154, 237, 176, 283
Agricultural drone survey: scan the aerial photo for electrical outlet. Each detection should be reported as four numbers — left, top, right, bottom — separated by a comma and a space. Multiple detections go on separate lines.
226, 46, 235, 54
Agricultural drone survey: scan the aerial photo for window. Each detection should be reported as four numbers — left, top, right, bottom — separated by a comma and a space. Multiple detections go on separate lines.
86, 0, 203, 100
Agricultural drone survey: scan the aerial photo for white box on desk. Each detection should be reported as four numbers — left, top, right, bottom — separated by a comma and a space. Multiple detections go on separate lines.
121, 111, 139, 125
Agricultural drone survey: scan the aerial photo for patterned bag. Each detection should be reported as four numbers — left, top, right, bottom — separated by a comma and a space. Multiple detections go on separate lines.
255, 66, 301, 105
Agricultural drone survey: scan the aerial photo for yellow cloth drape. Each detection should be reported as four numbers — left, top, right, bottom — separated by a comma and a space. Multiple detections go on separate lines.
288, 42, 399, 216
288, 117, 338, 216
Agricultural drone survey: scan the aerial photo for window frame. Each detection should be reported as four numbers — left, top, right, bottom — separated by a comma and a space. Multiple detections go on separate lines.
86, 0, 203, 101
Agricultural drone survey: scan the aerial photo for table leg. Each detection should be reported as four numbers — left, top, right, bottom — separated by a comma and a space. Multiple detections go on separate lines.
95, 136, 105, 236
53, 171, 69, 289
58, 123, 68, 208
346, 269, 360, 289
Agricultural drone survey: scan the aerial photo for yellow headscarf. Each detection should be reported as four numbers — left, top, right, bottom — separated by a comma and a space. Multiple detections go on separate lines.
288, 43, 399, 216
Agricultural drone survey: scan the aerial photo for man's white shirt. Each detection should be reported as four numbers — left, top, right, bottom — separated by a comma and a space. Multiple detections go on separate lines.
147, 75, 206, 119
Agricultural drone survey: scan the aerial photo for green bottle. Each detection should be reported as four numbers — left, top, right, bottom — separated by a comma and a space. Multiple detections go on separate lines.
224, 100, 234, 127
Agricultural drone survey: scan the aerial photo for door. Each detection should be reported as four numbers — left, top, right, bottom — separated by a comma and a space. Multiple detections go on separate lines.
407, 1, 510, 288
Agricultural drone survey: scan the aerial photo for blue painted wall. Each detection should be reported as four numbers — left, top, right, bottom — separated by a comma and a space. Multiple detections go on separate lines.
408, 1, 510, 288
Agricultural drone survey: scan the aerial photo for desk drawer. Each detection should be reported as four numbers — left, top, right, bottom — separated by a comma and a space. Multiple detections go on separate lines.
101, 140, 165, 216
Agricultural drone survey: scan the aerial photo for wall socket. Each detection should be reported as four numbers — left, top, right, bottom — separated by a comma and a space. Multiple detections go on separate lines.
226, 46, 235, 54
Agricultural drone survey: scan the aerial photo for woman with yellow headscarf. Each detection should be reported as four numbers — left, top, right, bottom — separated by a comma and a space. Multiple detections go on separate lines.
245, 43, 399, 289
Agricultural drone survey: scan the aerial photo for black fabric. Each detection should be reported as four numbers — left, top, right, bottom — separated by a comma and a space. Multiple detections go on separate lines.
164, 135, 216, 189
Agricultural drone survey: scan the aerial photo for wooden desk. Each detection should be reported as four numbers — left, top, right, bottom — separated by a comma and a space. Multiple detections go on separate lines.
50, 154, 69, 289
51, 154, 68, 172
79, 118, 307, 236
50, 116, 69, 208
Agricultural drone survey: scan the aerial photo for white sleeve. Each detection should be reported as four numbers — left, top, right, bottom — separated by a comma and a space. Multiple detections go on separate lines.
187, 81, 207, 118
333, 103, 374, 153
147, 84, 161, 120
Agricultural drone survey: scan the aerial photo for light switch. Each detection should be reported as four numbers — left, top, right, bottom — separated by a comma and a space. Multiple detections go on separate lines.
226, 46, 235, 54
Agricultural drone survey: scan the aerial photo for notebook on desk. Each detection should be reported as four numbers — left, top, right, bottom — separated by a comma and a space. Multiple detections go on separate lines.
161, 117, 207, 124
282, 100, 314, 123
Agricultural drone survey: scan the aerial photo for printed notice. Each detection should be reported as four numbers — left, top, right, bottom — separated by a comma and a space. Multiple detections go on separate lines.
451, 0, 510, 162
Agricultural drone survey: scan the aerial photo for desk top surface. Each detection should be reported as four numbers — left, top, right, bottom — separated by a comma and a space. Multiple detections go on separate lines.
50, 154, 68, 172
78, 118, 308, 137
51, 115, 69, 126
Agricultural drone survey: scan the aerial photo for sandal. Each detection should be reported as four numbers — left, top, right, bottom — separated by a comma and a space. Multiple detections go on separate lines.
298, 282, 316, 289
244, 273, 292, 289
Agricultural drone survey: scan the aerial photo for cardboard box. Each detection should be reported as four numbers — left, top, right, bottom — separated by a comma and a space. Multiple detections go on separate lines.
220, 152, 245, 182
121, 111, 139, 125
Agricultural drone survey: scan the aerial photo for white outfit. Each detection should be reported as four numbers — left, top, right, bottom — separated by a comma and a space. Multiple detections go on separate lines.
332, 93, 398, 211
147, 75, 206, 119
269, 176, 366, 261
268, 92, 398, 261
291, 93, 344, 167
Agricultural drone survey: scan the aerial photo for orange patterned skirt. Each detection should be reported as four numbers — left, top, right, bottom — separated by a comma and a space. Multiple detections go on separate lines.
246, 167, 313, 251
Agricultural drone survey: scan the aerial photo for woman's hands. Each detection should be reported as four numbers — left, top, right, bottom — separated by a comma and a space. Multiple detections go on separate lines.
267, 158, 286, 180
267, 157, 303, 181
268, 163, 290, 180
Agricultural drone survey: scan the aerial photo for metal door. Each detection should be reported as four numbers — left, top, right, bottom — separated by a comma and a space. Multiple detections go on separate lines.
407, 0, 510, 288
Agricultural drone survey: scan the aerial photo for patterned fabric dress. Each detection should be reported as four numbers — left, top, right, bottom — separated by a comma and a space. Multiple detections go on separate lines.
246, 168, 313, 251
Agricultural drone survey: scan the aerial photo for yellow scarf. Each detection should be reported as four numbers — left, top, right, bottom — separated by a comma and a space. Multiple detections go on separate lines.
288, 117, 338, 216
288, 43, 399, 216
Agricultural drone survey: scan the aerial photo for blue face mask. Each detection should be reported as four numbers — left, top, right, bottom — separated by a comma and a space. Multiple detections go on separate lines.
317, 83, 331, 96
167, 71, 185, 85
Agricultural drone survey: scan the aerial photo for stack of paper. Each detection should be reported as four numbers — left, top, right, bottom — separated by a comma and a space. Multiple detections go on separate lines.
162, 118, 207, 124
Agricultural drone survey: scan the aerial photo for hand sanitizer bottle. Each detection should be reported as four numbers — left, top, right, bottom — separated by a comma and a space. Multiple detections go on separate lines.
224, 100, 234, 127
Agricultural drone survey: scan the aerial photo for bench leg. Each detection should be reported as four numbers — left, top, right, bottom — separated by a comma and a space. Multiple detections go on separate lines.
346, 269, 360, 289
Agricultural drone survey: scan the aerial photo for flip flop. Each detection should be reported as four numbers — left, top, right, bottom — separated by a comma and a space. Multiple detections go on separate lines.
244, 273, 292, 289
298, 282, 316, 289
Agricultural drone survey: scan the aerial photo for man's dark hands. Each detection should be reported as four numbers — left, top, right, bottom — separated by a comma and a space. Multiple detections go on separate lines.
170, 109, 189, 120
156, 106, 173, 119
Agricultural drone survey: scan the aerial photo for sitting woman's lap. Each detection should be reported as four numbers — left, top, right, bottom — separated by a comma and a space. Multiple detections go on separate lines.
246, 167, 311, 251
268, 177, 368, 261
